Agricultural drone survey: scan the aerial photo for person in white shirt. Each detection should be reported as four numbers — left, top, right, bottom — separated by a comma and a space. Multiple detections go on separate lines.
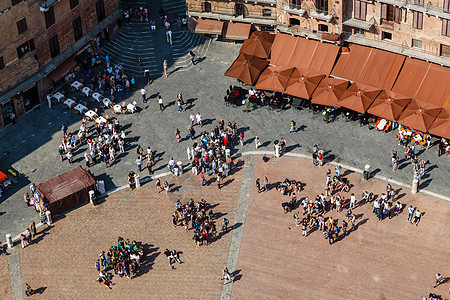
350, 193, 356, 208
195, 113, 202, 127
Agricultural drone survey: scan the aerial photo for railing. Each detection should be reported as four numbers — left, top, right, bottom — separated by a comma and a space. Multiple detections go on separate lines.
380, 19, 394, 29
281, 1, 335, 20
404, 0, 450, 17
281, 1, 309, 12
187, 3, 276, 19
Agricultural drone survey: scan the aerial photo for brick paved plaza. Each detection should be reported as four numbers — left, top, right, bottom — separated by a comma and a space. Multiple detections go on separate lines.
0, 0, 449, 298
3, 155, 449, 299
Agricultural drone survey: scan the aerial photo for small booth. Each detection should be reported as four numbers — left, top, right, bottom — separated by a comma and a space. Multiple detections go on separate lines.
36, 166, 96, 216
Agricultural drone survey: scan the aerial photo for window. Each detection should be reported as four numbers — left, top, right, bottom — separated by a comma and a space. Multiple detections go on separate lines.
354, 0, 367, 21
412, 38, 422, 48
262, 9, 272, 17
289, 0, 302, 9
381, 4, 402, 24
318, 24, 329, 31
289, 18, 300, 26
354, 28, 364, 34
412, 11, 423, 29
414, 0, 424, 5
441, 44, 450, 58
11, 0, 22, 6
17, 39, 35, 59
445, 0, 450, 12
201, 2, 211, 12
0, 57, 4, 70
96, 0, 105, 22
49, 35, 60, 58
382, 31, 392, 40
44, 6, 55, 29
316, 0, 328, 12
17, 18, 27, 34
443, 19, 450, 36
73, 17, 83, 41
70, 0, 79, 10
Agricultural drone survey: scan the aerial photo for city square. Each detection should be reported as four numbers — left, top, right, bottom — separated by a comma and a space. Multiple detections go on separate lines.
0, 0, 449, 298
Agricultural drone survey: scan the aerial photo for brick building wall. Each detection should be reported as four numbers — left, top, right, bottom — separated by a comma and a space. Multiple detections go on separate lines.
0, 0, 119, 129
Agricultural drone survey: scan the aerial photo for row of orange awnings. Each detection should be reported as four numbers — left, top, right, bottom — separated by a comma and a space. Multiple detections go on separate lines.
224, 32, 450, 139
195, 18, 252, 40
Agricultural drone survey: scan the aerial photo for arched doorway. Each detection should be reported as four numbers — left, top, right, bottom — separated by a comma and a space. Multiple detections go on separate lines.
235, 3, 248, 17
202, 2, 211, 12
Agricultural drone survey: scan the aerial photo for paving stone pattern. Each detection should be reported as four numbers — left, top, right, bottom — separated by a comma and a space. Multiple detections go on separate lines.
0, 0, 448, 244
17, 160, 244, 298
231, 156, 450, 299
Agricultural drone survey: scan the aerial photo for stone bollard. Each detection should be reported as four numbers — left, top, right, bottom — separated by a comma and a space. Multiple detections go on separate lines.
89, 190, 95, 206
177, 161, 183, 175
134, 173, 141, 188
5, 234, 12, 249
274, 144, 280, 158
45, 210, 52, 225
412, 179, 419, 194
363, 164, 371, 180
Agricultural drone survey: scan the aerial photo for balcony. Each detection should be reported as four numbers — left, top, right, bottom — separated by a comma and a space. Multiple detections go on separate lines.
380, 19, 394, 29
375, 0, 407, 7
281, 1, 307, 17
187, 3, 277, 26
309, 8, 335, 22
277, 24, 340, 43
341, 29, 450, 67
342, 16, 375, 30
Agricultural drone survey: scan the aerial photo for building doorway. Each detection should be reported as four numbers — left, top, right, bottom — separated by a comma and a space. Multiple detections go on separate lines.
235, 3, 248, 17
1, 100, 16, 126
22, 85, 39, 112
202, 2, 211, 12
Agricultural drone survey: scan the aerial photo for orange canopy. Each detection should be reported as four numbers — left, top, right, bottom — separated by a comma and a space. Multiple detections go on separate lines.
225, 22, 251, 40
224, 53, 268, 85
397, 100, 442, 132
338, 82, 381, 113
255, 66, 295, 92
284, 68, 325, 99
428, 109, 450, 139
239, 31, 275, 59
311, 77, 349, 107
195, 18, 224, 35
367, 90, 411, 121
392, 57, 450, 108
270, 33, 340, 76
330, 44, 405, 90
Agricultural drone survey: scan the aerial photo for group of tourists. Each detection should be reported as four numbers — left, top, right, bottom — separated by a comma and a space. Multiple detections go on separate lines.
58, 119, 127, 169
171, 198, 219, 247
95, 237, 145, 288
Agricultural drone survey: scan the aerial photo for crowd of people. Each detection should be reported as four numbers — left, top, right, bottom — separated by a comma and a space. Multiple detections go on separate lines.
95, 237, 145, 288
57, 119, 127, 169
171, 198, 220, 247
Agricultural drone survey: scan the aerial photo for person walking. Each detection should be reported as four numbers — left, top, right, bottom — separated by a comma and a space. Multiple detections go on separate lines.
264, 176, 268, 191
256, 178, 261, 193
188, 125, 196, 140
30, 221, 36, 238
158, 95, 164, 111
189, 51, 196, 65
131, 76, 136, 90
195, 112, 202, 126
175, 128, 181, 143
140, 88, 147, 103
217, 173, 221, 189
255, 136, 261, 149
166, 29, 173, 45
144, 69, 151, 83
290, 120, 297, 133
434, 273, 443, 288
136, 157, 142, 172
163, 60, 168, 78
221, 267, 232, 283
25, 283, 33, 297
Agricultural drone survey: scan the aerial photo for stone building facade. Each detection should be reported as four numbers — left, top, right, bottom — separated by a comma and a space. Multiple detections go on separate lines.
0, 0, 120, 129
186, 0, 450, 64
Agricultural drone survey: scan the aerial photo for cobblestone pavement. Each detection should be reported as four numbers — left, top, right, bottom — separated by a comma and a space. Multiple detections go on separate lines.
0, 0, 448, 249
15, 159, 244, 299
231, 155, 450, 299
0, 255, 12, 298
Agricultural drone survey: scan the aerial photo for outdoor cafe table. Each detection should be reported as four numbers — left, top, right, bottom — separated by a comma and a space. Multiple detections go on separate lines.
95, 116, 107, 124
63, 98, 76, 108
71, 81, 83, 90
114, 105, 123, 113
82, 87, 92, 97
92, 92, 102, 102
226, 86, 242, 105
74, 104, 88, 114
127, 103, 136, 113
103, 98, 112, 108
53, 92, 65, 102
377, 119, 387, 131
85, 110, 97, 120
